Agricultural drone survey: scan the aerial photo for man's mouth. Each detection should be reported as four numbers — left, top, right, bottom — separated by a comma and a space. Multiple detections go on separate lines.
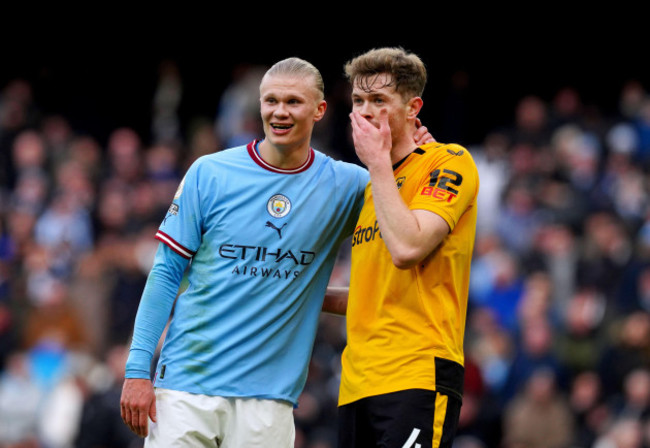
271, 124, 293, 130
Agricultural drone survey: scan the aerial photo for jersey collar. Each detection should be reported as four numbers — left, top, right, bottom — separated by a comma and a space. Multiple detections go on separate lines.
393, 147, 426, 171
247, 140, 315, 174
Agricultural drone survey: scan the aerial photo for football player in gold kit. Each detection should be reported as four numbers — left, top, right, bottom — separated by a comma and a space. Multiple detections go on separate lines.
325, 47, 479, 448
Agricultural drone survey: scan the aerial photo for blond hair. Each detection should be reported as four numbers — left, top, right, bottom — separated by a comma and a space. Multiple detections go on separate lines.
263, 57, 325, 101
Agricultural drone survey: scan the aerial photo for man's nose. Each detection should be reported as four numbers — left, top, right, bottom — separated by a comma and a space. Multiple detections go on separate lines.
357, 101, 372, 117
274, 102, 289, 116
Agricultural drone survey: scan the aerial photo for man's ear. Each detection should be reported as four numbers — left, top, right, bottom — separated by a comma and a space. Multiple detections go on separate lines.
407, 97, 423, 120
314, 100, 327, 122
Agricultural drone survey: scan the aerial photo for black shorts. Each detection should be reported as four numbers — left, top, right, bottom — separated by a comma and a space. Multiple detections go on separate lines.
337, 389, 462, 448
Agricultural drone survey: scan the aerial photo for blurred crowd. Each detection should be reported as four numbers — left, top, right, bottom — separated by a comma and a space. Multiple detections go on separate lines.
0, 60, 649, 448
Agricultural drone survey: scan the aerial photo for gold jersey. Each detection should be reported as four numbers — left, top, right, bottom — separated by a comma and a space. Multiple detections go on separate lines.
339, 142, 479, 406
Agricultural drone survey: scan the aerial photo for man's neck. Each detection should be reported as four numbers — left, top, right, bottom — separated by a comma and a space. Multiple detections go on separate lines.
258, 140, 310, 169
389, 123, 419, 165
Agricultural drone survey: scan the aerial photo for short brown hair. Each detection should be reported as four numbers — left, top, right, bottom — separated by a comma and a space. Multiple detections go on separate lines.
263, 57, 325, 102
344, 47, 427, 100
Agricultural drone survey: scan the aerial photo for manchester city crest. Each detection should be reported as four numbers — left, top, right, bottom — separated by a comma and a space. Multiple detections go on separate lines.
267, 194, 291, 218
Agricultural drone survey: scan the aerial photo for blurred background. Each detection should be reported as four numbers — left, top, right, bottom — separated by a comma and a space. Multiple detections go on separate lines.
1, 21, 650, 448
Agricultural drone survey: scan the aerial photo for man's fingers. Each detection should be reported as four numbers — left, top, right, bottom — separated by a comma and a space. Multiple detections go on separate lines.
377, 109, 392, 140
121, 401, 152, 437
378, 108, 389, 127
349, 112, 371, 144
414, 125, 436, 145
121, 404, 132, 429
137, 409, 150, 437
125, 407, 142, 437
120, 378, 155, 438
149, 400, 158, 423
349, 111, 367, 131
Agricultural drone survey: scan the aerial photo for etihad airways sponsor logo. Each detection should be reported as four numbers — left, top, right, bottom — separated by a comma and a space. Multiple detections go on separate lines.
219, 243, 316, 280
230, 265, 301, 280
218, 244, 315, 265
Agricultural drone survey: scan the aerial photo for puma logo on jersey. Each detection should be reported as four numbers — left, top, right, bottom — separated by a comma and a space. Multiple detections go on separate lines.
266, 221, 287, 239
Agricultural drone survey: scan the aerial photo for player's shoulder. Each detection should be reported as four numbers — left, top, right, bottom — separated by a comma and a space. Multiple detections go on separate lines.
201, 144, 248, 162
186, 143, 249, 172
419, 142, 477, 168
313, 149, 368, 177
420, 141, 472, 157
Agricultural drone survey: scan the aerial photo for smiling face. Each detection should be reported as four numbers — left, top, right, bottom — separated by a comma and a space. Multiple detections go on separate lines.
259, 73, 326, 154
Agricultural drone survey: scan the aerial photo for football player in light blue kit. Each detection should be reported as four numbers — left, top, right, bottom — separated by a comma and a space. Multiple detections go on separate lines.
120, 57, 431, 447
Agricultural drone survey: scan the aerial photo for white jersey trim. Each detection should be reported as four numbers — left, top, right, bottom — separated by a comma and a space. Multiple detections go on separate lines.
155, 230, 195, 259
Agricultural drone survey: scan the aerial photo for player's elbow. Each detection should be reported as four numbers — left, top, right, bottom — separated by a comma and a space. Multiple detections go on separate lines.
390, 247, 426, 270
386, 224, 447, 269
392, 257, 418, 270
389, 236, 444, 269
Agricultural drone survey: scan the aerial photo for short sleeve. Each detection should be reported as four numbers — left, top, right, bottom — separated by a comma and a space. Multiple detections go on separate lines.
408, 145, 479, 231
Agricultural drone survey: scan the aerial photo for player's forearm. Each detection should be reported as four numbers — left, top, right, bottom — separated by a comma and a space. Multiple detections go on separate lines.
368, 163, 434, 269
322, 285, 349, 315
125, 281, 177, 377
125, 243, 188, 378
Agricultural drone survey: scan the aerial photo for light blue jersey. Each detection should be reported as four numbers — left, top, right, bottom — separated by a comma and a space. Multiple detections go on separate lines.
126, 140, 368, 405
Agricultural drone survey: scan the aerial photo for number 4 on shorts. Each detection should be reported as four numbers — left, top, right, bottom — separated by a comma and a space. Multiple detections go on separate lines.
402, 428, 421, 448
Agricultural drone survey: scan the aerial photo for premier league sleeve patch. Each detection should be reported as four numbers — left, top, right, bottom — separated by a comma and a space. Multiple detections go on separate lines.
156, 160, 203, 256
174, 175, 186, 199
